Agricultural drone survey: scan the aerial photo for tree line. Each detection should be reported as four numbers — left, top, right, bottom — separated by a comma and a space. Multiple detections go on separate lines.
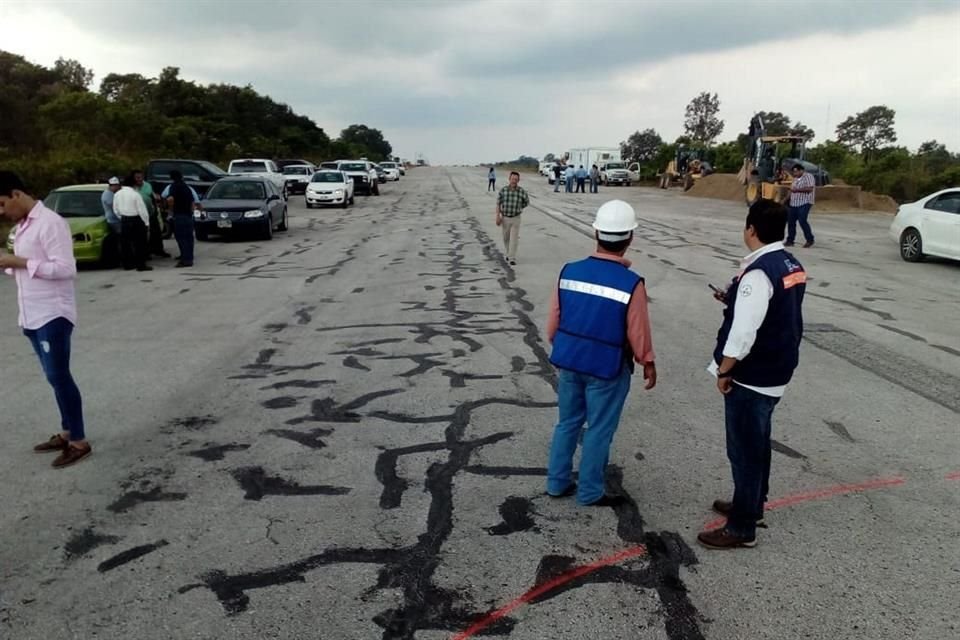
0, 51, 393, 194
615, 92, 959, 202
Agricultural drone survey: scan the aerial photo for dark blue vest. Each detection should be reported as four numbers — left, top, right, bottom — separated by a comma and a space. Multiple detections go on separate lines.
169, 182, 195, 216
713, 249, 806, 386
550, 257, 643, 380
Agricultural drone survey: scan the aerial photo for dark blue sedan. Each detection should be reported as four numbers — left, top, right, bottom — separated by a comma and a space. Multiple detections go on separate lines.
194, 176, 288, 241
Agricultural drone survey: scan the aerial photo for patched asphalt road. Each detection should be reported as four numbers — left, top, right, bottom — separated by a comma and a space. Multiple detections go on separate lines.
1, 168, 957, 640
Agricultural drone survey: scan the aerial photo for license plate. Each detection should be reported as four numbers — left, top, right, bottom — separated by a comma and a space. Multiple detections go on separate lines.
217, 220, 232, 229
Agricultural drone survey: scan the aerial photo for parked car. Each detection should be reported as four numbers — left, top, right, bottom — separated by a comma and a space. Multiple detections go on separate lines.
890, 187, 960, 262
282, 164, 314, 195
194, 176, 288, 241
380, 162, 400, 182
146, 159, 226, 200
600, 161, 631, 186
227, 158, 288, 199
319, 162, 340, 170
276, 159, 316, 172
380, 162, 401, 181
373, 164, 388, 184
305, 170, 355, 208
337, 160, 379, 196
6, 184, 117, 265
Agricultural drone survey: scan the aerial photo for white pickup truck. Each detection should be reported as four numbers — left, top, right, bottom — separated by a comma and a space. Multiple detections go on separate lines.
227, 158, 288, 199
600, 161, 632, 186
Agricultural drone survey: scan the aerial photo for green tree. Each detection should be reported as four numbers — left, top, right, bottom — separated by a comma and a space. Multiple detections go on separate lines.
53, 57, 94, 91
339, 124, 392, 161
620, 128, 663, 163
836, 105, 897, 159
542, 153, 556, 163
683, 92, 724, 145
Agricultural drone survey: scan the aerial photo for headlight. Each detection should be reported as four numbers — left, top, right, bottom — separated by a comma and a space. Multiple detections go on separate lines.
72, 233, 91, 242
361, 176, 368, 181
193, 210, 204, 219
334, 189, 344, 196
243, 209, 264, 218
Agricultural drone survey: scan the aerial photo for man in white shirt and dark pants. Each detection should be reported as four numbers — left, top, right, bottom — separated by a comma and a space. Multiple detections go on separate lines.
112, 176, 152, 271
785, 163, 815, 248
699, 199, 807, 550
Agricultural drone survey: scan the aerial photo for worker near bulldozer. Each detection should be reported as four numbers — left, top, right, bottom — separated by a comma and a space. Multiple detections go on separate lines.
545, 200, 657, 506
786, 164, 816, 248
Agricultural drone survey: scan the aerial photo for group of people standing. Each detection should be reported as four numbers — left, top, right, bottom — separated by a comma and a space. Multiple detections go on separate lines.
101, 170, 197, 270
553, 162, 601, 194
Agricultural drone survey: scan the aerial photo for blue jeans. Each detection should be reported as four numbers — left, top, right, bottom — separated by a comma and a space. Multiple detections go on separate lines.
547, 365, 632, 504
724, 384, 780, 537
590, 178, 598, 193
565, 178, 573, 193
554, 178, 560, 192
23, 317, 85, 441
787, 203, 814, 244
173, 215, 195, 265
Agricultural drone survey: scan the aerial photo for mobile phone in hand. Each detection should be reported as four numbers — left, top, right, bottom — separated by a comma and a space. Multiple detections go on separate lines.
708, 283, 724, 295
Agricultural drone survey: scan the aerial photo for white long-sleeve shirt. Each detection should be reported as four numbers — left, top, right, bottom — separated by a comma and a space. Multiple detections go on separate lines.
707, 241, 786, 398
112, 186, 149, 227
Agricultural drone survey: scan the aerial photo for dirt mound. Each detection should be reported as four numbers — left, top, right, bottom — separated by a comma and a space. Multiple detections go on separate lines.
684, 173, 745, 202
681, 173, 898, 213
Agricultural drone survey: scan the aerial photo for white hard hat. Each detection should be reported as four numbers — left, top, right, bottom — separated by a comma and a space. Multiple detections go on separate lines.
593, 200, 638, 240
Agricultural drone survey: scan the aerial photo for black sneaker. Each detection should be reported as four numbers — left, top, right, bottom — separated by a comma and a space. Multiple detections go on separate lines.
546, 483, 576, 499
712, 499, 766, 527
784, 241, 796, 247
584, 494, 625, 507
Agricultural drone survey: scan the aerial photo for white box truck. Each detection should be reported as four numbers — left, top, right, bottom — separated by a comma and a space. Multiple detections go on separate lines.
565, 147, 620, 172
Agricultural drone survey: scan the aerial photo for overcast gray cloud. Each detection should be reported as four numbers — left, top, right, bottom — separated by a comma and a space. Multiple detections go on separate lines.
1, 0, 958, 164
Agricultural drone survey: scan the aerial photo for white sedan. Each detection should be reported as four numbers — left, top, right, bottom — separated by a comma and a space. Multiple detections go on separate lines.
890, 187, 960, 262
380, 162, 402, 181
305, 170, 355, 208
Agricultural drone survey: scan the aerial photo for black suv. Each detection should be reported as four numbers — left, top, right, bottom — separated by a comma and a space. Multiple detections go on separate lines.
146, 159, 226, 199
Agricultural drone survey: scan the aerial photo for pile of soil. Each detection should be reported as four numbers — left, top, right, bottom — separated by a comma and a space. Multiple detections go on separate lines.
680, 173, 898, 214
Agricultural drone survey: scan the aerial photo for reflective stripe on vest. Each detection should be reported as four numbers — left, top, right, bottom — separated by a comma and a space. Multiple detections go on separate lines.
558, 279, 632, 305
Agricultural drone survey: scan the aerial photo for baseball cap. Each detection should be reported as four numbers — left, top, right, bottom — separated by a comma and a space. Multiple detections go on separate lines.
107, 176, 120, 185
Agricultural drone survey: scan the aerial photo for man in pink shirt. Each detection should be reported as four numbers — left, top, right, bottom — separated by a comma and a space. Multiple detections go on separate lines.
545, 200, 657, 506
0, 171, 92, 468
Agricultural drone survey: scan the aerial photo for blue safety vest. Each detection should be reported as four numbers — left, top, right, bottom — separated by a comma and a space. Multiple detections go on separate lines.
713, 249, 806, 386
550, 257, 643, 379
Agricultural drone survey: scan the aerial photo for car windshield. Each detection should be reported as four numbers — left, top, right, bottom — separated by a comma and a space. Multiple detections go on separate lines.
340, 163, 366, 171
206, 181, 265, 200
48, 190, 103, 218
312, 172, 344, 183
284, 167, 310, 175
320, 163, 339, 169
231, 161, 268, 173
606, 163, 625, 169
381, 163, 396, 168
200, 161, 226, 176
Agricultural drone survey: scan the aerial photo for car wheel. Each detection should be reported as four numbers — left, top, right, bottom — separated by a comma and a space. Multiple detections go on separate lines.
262, 216, 274, 241
899, 228, 924, 262
373, 184, 380, 196
278, 208, 288, 231
100, 233, 121, 267
349, 194, 355, 205
341, 198, 348, 209
306, 201, 313, 209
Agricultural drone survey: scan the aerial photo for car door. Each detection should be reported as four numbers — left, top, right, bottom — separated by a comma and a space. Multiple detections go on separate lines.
922, 191, 960, 258
628, 162, 640, 182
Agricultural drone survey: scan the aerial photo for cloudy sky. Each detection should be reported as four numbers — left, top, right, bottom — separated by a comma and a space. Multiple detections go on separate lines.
2, 0, 958, 164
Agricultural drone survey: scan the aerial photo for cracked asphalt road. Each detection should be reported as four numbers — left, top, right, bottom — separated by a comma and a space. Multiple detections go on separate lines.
1, 168, 957, 639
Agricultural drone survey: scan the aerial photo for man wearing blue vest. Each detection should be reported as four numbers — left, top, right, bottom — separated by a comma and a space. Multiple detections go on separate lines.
698, 198, 806, 550
545, 200, 657, 507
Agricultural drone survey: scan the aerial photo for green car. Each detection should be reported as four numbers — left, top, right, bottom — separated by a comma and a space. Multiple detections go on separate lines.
5, 184, 118, 265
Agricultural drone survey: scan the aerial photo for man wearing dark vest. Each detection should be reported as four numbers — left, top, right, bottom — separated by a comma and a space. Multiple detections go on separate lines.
698, 199, 806, 550
545, 200, 657, 506
162, 170, 199, 268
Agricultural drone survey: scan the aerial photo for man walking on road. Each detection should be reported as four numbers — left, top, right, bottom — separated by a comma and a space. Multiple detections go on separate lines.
134, 169, 169, 258
101, 177, 122, 235
545, 200, 657, 506
113, 176, 152, 271
163, 170, 199, 267
495, 171, 529, 267
0, 171, 92, 468
698, 199, 806, 550
553, 162, 563, 193
785, 163, 815, 248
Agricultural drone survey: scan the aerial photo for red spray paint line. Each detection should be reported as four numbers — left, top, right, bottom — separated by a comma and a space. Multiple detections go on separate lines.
450, 545, 648, 640
453, 474, 907, 639
946, 471, 960, 481
702, 475, 907, 531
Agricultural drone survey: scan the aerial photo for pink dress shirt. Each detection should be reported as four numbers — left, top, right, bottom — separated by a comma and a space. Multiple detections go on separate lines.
546, 252, 655, 365
5, 201, 78, 330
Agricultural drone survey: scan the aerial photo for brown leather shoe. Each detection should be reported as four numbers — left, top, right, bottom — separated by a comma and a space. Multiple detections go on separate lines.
52, 444, 92, 469
34, 434, 68, 453
712, 499, 766, 527
803, 241, 814, 248
697, 527, 756, 550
